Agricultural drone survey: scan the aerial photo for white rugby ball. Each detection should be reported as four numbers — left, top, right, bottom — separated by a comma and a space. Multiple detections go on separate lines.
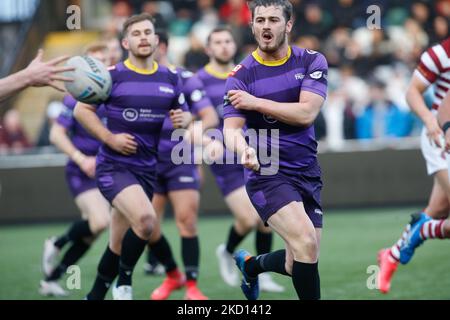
64, 56, 112, 104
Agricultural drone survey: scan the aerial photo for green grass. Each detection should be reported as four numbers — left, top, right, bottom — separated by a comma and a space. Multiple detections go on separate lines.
0, 207, 449, 300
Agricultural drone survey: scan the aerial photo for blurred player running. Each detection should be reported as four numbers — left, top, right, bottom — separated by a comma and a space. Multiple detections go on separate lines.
40, 43, 111, 297
75, 14, 190, 300
197, 26, 283, 293
378, 36, 450, 294
145, 31, 218, 300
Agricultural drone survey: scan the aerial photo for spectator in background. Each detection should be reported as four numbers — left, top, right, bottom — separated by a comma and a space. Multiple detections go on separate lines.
294, 35, 320, 51
183, 33, 209, 72
356, 80, 413, 140
327, 0, 362, 29
105, 0, 133, 35
219, 0, 250, 27
141, 1, 169, 30
36, 99, 64, 148
103, 35, 124, 65
410, 1, 435, 35
0, 109, 32, 154
293, 3, 333, 40
430, 15, 449, 45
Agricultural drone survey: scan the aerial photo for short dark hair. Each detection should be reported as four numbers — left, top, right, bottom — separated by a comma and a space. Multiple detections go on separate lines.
122, 13, 155, 36
248, 0, 293, 22
155, 30, 168, 47
206, 26, 234, 45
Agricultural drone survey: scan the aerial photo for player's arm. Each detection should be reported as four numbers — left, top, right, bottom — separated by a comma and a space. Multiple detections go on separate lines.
186, 107, 219, 146
228, 89, 324, 127
74, 102, 137, 155
49, 122, 96, 178
0, 50, 74, 102
438, 92, 450, 152
406, 74, 442, 146
223, 117, 259, 171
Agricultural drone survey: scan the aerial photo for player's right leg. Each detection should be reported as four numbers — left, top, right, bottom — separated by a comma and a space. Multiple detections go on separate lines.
144, 193, 168, 276
41, 167, 99, 278
378, 178, 449, 293
148, 193, 185, 300
111, 184, 157, 299
85, 208, 128, 300
235, 201, 320, 300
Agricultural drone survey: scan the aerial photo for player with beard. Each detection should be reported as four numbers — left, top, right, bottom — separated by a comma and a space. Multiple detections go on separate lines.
75, 14, 191, 300
146, 31, 218, 300
223, 0, 328, 300
197, 27, 284, 293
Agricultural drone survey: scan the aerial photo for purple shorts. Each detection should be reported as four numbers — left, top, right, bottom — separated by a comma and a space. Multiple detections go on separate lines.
65, 162, 97, 198
154, 160, 200, 194
209, 162, 245, 197
245, 163, 323, 228
96, 157, 156, 204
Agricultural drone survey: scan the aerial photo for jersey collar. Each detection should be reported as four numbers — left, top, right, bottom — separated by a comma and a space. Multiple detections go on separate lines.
252, 46, 292, 67
124, 59, 158, 75
204, 64, 231, 79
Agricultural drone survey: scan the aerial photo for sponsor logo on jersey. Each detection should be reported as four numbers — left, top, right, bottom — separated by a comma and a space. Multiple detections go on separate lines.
263, 114, 277, 124
309, 71, 323, 79
178, 93, 186, 105
191, 89, 202, 102
295, 73, 305, 80
229, 64, 243, 77
123, 108, 139, 122
159, 86, 174, 94
179, 176, 195, 183
306, 49, 318, 54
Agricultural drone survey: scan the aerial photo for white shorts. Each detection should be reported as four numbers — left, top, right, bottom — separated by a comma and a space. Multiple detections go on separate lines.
420, 127, 447, 176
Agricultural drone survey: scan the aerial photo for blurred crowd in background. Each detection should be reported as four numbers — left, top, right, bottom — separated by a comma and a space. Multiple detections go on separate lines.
1, 0, 449, 154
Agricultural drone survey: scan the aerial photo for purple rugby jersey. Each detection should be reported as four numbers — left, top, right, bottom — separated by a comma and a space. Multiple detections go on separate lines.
197, 64, 229, 129
57, 95, 105, 161
157, 66, 213, 162
97, 60, 189, 168
223, 46, 328, 171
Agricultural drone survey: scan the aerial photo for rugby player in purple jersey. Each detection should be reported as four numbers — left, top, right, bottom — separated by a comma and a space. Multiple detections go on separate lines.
145, 31, 218, 300
74, 14, 191, 300
223, 0, 328, 300
197, 27, 283, 293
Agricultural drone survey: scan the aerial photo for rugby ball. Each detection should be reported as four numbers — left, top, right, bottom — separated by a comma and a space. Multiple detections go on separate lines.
64, 56, 112, 104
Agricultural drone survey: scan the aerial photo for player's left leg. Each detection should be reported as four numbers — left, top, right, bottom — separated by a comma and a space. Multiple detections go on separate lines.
255, 221, 285, 293
216, 186, 259, 287
168, 189, 208, 300
40, 189, 110, 296
399, 169, 450, 264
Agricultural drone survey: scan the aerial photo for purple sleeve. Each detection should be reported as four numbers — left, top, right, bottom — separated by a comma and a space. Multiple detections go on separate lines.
172, 74, 190, 112
301, 53, 328, 99
56, 95, 76, 129
183, 75, 213, 116
223, 75, 247, 119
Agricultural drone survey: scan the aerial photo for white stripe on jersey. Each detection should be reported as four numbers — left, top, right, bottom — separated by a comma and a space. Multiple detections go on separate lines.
434, 45, 450, 68
422, 51, 440, 75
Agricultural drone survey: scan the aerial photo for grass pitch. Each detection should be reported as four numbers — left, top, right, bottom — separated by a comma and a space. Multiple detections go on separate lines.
0, 207, 449, 300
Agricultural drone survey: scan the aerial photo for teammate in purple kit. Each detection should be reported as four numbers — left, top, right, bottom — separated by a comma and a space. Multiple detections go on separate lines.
197, 27, 283, 293
223, 0, 328, 300
74, 14, 191, 300
146, 31, 218, 300
39, 43, 111, 297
